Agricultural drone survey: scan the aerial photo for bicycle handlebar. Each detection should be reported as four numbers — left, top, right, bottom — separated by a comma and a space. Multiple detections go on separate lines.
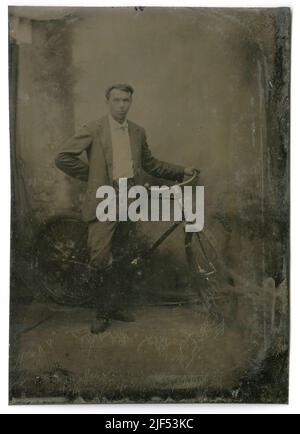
176, 170, 200, 188
145, 170, 199, 192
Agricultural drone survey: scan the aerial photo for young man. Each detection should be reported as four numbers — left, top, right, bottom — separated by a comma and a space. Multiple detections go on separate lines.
55, 83, 196, 334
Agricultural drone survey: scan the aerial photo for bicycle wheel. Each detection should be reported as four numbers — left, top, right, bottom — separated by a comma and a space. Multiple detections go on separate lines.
33, 215, 93, 306
185, 230, 227, 320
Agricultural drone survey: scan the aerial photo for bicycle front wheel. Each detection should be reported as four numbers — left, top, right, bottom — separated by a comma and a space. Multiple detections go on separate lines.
185, 230, 227, 320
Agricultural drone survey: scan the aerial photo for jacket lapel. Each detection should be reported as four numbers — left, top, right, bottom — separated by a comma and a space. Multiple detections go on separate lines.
99, 115, 113, 182
128, 121, 140, 175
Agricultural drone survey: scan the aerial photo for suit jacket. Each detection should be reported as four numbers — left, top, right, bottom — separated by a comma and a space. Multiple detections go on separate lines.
55, 115, 185, 222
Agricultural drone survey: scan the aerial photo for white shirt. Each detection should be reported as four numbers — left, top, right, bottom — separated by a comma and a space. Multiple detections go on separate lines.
109, 114, 134, 180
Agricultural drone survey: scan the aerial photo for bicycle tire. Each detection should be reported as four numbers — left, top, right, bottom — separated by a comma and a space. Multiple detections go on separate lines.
185, 230, 226, 320
33, 215, 94, 307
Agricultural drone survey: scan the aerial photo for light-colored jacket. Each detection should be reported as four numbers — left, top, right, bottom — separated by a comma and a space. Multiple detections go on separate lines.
55, 115, 185, 222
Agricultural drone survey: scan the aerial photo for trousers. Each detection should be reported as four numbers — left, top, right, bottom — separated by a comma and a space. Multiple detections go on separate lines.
88, 219, 135, 317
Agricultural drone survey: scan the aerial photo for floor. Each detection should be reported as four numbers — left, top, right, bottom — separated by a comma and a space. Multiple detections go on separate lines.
9, 298, 257, 404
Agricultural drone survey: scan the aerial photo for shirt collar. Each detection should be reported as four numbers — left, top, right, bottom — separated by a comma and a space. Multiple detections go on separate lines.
109, 114, 128, 130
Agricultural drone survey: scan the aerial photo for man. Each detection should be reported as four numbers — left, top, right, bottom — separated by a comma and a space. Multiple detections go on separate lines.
55, 83, 195, 334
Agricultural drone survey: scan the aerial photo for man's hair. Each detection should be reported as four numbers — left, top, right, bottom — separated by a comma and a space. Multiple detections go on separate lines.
105, 83, 134, 100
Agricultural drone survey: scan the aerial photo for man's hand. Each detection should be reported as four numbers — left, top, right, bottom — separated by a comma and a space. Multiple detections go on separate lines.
184, 167, 200, 177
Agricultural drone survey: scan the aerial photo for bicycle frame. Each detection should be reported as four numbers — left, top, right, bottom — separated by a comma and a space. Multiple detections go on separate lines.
60, 171, 201, 273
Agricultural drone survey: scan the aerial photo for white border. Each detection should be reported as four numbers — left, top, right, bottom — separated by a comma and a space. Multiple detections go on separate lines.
2, 1, 295, 7
0, 0, 299, 414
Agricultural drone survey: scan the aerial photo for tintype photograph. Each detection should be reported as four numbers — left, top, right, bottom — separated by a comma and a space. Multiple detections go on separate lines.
9, 6, 290, 404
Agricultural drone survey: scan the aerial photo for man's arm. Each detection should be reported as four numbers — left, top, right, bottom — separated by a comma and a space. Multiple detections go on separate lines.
55, 124, 93, 182
141, 129, 185, 182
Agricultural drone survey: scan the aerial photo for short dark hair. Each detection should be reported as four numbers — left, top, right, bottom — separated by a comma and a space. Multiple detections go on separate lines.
105, 83, 134, 100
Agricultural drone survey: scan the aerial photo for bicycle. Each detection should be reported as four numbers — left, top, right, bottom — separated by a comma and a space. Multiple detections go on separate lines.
33, 171, 234, 320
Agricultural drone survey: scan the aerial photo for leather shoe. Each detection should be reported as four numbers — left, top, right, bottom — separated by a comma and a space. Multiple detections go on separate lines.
90, 317, 110, 334
111, 310, 136, 323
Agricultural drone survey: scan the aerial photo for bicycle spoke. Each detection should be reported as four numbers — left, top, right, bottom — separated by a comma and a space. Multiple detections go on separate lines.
34, 217, 91, 306
186, 230, 225, 322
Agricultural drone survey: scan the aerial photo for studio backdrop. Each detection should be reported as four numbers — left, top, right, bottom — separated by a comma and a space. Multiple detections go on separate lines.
9, 7, 290, 404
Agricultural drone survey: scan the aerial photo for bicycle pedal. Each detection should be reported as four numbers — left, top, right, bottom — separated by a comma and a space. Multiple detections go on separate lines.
200, 271, 216, 278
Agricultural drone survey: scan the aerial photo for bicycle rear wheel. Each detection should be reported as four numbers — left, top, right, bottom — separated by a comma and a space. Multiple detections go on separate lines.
33, 215, 93, 306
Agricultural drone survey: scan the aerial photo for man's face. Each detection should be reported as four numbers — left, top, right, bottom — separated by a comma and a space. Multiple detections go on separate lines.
107, 89, 132, 122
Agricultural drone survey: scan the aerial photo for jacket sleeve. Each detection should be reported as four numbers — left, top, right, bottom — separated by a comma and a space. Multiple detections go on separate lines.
55, 124, 93, 182
141, 129, 185, 182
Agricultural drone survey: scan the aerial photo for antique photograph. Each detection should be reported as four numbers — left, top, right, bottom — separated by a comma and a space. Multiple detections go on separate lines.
9, 6, 290, 404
